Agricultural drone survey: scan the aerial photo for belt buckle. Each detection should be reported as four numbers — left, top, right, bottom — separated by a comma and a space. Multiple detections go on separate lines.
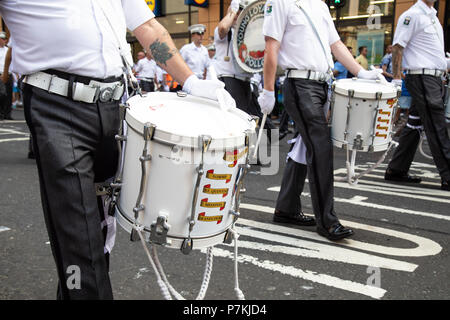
318, 73, 326, 82
99, 86, 114, 103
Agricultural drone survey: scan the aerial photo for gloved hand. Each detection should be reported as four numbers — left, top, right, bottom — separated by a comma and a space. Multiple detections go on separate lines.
357, 68, 383, 80
258, 89, 275, 115
230, 0, 240, 13
392, 78, 403, 89
182, 74, 236, 110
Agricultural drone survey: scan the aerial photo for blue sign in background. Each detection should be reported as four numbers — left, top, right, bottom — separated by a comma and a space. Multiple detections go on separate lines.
184, 0, 209, 8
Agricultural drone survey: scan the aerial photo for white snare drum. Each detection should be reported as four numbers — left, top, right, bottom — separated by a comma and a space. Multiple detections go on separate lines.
331, 79, 401, 152
115, 92, 256, 252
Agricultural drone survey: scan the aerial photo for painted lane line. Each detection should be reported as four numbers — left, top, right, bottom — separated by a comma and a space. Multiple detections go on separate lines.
266, 187, 450, 221
229, 230, 418, 272
0, 120, 26, 124
0, 138, 30, 143
0, 128, 29, 135
207, 247, 386, 299
239, 204, 442, 257
0, 226, 11, 233
338, 172, 442, 187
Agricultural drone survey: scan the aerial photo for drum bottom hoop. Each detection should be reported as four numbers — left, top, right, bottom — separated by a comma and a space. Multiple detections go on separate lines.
115, 203, 231, 250
332, 139, 391, 153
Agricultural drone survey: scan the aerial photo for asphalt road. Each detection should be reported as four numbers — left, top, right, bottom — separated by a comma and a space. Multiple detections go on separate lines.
1, 108, 449, 301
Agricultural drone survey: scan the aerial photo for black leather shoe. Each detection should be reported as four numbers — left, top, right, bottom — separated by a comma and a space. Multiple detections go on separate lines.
441, 181, 450, 191
273, 210, 316, 226
317, 223, 354, 241
384, 169, 422, 183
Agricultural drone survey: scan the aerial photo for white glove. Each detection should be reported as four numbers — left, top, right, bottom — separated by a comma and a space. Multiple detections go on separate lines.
258, 89, 275, 115
230, 0, 240, 13
392, 78, 403, 89
182, 74, 236, 110
357, 68, 383, 80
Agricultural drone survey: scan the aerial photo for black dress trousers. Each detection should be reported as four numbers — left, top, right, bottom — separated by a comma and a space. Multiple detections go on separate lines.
388, 75, 450, 182
281, 78, 339, 230
22, 81, 119, 300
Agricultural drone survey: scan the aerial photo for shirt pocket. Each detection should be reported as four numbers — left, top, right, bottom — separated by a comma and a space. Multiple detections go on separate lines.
288, 14, 307, 27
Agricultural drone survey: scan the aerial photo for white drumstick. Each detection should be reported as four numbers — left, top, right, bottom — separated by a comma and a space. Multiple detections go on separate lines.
253, 113, 267, 159
370, 65, 388, 85
208, 65, 229, 112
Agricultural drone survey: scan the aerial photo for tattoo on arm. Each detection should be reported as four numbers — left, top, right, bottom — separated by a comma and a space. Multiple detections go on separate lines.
392, 44, 404, 79
149, 40, 178, 67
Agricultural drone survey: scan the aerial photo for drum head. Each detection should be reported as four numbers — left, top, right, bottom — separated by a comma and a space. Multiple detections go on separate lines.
334, 78, 399, 100
125, 92, 255, 149
232, 0, 266, 74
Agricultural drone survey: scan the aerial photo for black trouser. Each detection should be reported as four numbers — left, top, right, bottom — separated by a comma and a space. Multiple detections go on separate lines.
0, 75, 13, 119
22, 77, 120, 299
387, 75, 450, 182
280, 78, 339, 230
219, 76, 275, 138
140, 79, 154, 93
276, 158, 307, 214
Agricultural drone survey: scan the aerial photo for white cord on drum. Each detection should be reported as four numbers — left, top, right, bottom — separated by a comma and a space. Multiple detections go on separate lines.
228, 226, 246, 300
135, 226, 215, 300
418, 132, 433, 160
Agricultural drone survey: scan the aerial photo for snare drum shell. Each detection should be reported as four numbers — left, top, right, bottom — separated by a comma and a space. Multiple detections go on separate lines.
116, 92, 255, 249
331, 79, 398, 152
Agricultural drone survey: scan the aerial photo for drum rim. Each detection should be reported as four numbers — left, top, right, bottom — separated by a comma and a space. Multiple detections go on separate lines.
125, 92, 256, 149
334, 78, 399, 100
232, 0, 266, 74
115, 201, 232, 240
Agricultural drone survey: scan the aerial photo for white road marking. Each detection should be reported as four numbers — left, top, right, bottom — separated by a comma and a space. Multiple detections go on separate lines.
239, 203, 442, 257
0, 128, 28, 135
0, 226, 11, 233
208, 247, 387, 299
0, 137, 29, 143
0, 120, 26, 124
228, 231, 418, 272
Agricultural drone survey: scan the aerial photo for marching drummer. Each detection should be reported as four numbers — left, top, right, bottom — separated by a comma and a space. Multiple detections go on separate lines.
180, 24, 210, 80
384, 0, 450, 191
214, 0, 276, 138
0, 1, 235, 299
134, 50, 158, 93
259, 0, 382, 240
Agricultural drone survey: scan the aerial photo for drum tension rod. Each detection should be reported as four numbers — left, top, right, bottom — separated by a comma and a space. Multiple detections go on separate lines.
182, 135, 212, 255
131, 122, 156, 242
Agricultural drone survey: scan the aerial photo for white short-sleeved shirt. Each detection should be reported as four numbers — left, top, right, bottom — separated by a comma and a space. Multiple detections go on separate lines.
393, 0, 446, 70
135, 58, 157, 79
262, 0, 340, 73
213, 27, 251, 79
0, 0, 154, 78
180, 42, 210, 79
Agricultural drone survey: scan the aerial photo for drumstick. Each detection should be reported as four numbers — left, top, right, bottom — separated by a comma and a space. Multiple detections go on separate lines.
208, 65, 229, 112
253, 113, 267, 159
369, 65, 389, 85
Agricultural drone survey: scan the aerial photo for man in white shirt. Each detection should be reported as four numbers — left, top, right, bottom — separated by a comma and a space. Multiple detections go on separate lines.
258, 0, 381, 240
0, 0, 234, 300
0, 31, 13, 120
134, 51, 157, 92
384, 0, 450, 191
180, 24, 210, 79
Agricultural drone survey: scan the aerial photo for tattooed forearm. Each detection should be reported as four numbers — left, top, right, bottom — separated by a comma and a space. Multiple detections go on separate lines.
392, 44, 404, 79
149, 40, 178, 67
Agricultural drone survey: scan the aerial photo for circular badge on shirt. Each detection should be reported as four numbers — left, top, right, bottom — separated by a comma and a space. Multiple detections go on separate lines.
233, 0, 266, 73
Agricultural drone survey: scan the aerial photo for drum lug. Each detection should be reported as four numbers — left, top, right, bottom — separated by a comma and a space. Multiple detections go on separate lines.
130, 228, 141, 242
181, 238, 193, 255
223, 229, 234, 244
150, 215, 171, 246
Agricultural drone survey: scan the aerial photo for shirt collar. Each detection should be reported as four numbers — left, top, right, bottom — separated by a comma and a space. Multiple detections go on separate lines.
416, 0, 437, 16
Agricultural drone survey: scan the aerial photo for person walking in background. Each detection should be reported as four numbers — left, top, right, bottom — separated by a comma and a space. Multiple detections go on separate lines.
355, 46, 369, 70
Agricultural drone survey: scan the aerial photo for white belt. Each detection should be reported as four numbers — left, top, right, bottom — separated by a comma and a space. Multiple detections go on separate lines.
405, 69, 446, 77
219, 74, 251, 82
286, 69, 331, 82
23, 71, 124, 104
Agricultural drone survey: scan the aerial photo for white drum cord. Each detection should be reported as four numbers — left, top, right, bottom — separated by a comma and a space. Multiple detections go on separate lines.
335, 141, 399, 185
418, 132, 433, 160
228, 225, 246, 300
135, 227, 216, 300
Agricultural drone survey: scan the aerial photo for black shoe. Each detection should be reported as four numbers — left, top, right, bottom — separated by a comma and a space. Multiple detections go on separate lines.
27, 152, 35, 159
317, 223, 354, 241
273, 210, 316, 226
384, 169, 422, 183
442, 181, 450, 191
